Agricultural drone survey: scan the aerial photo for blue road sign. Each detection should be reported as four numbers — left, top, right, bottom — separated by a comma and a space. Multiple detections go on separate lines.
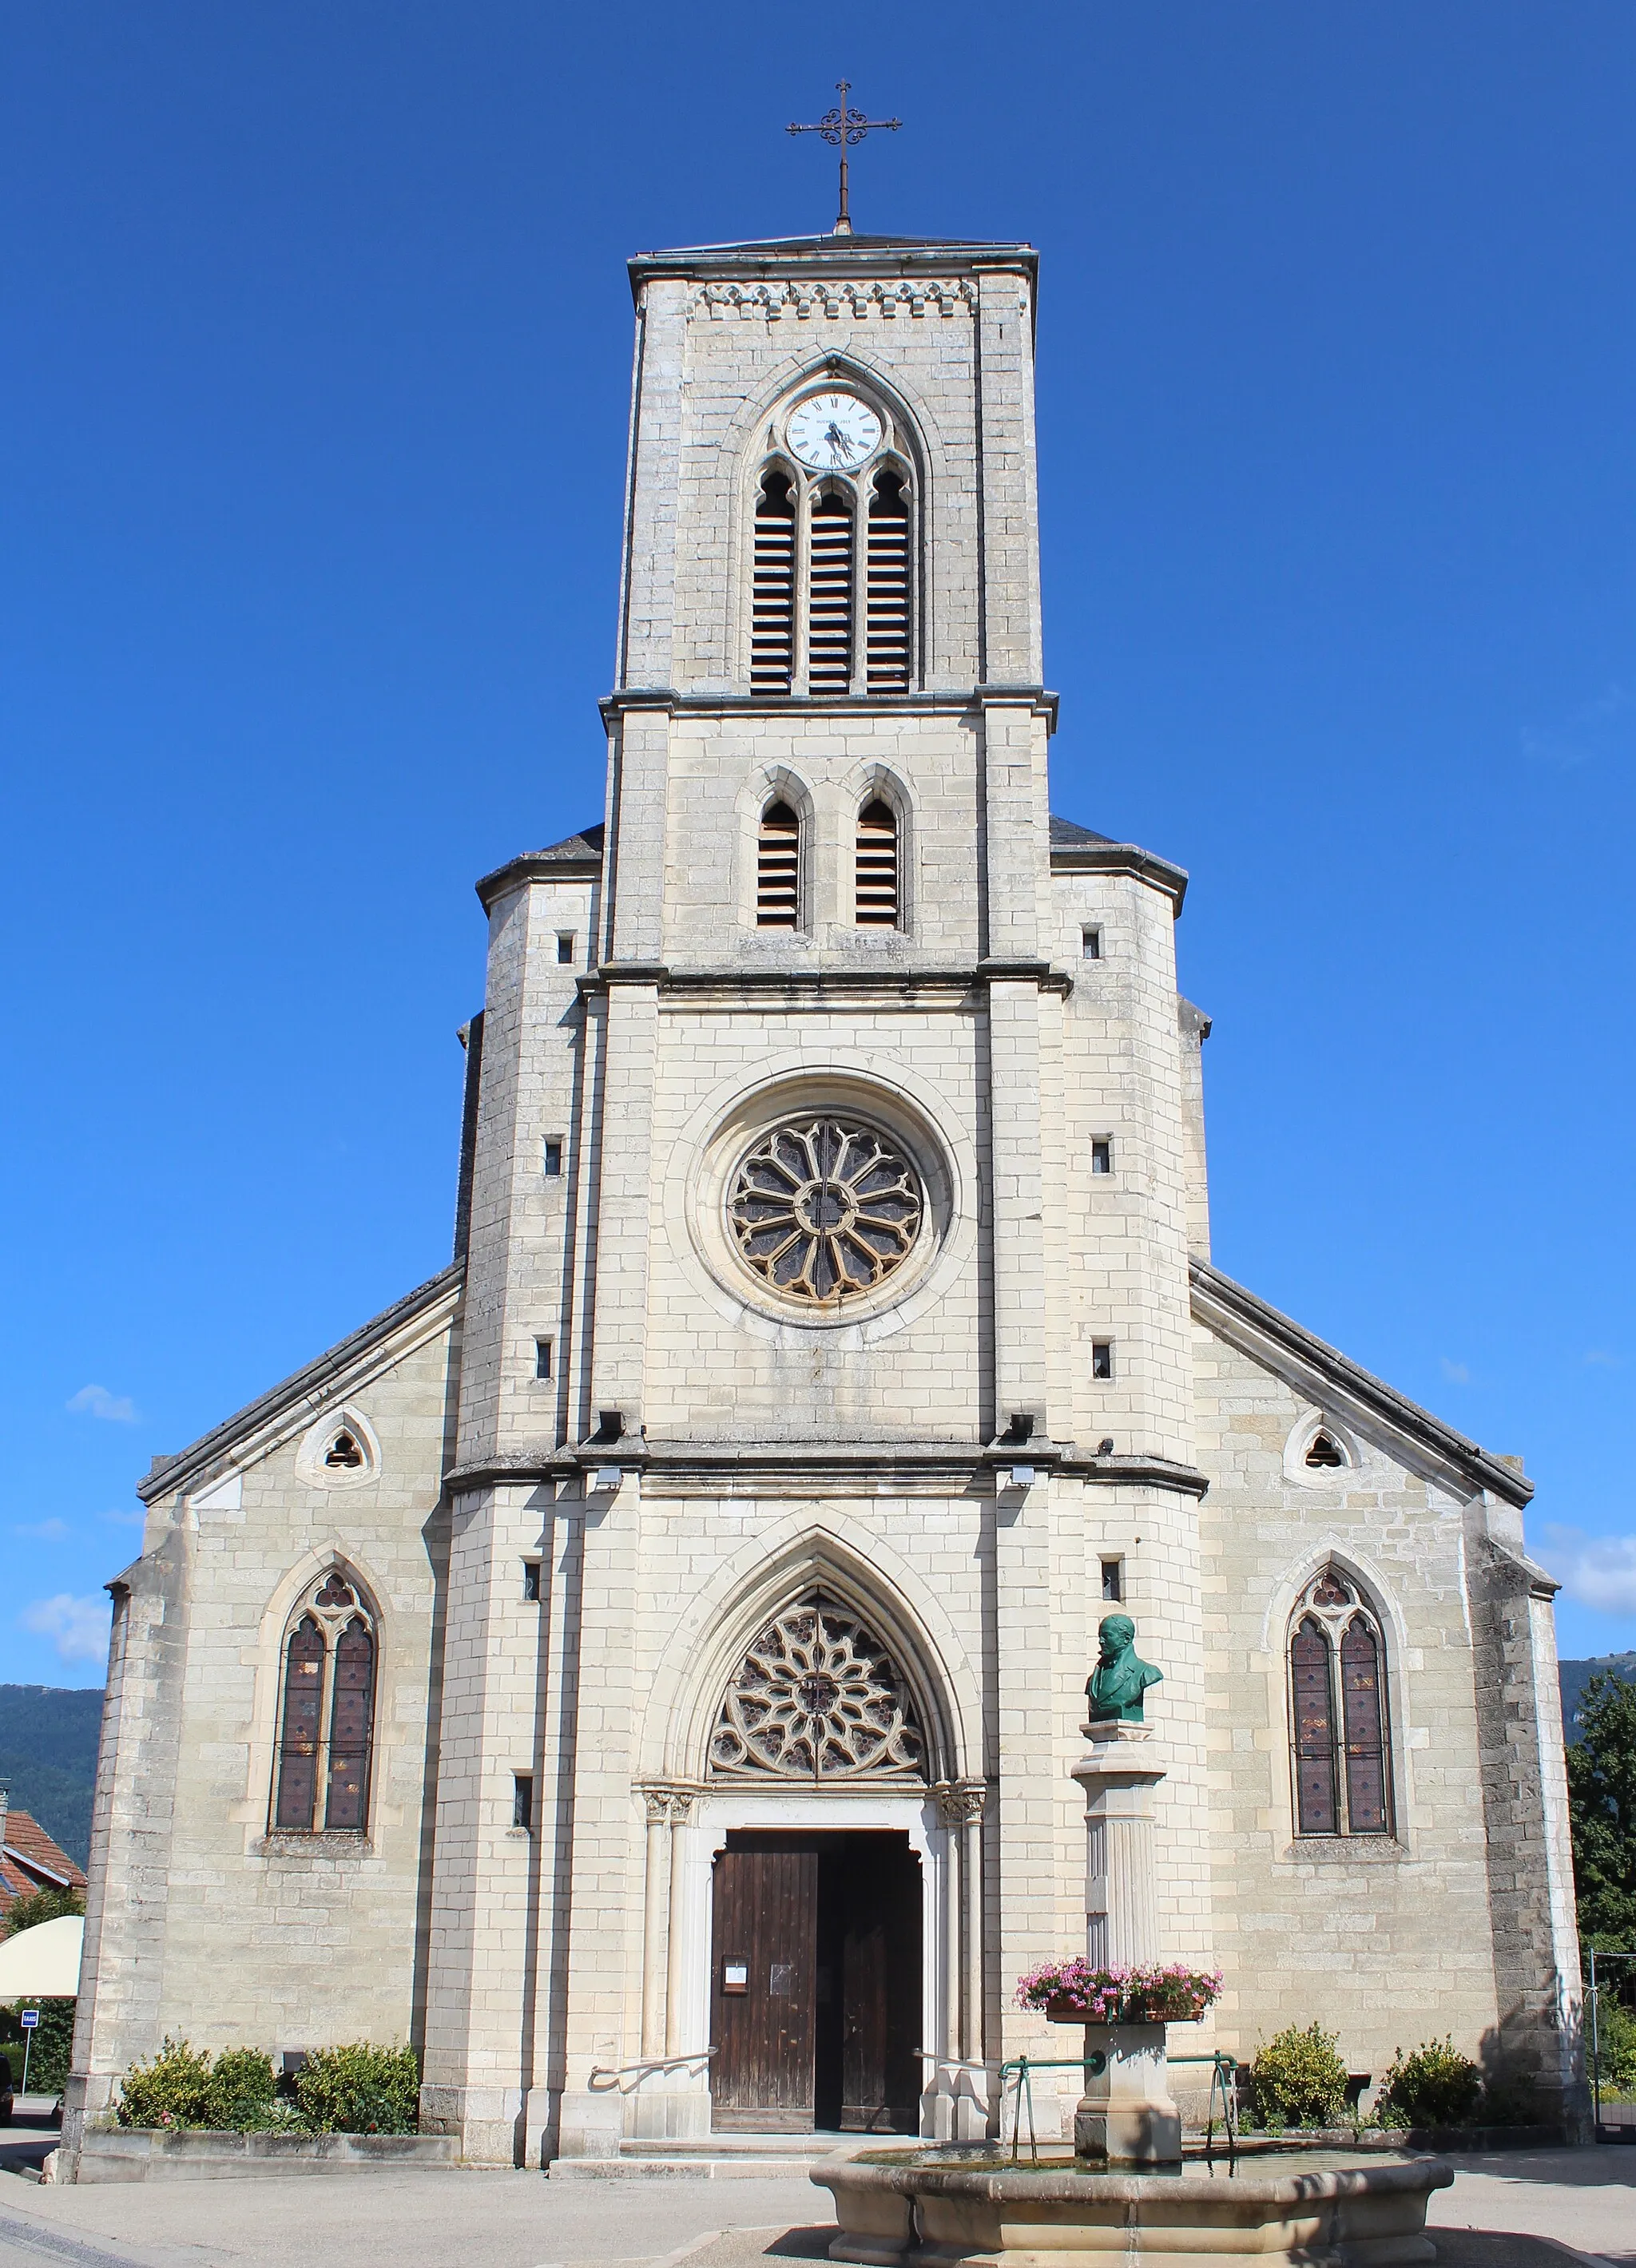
19, 2010, 38, 2028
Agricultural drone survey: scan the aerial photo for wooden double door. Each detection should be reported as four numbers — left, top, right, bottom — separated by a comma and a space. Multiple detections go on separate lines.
709, 1830, 922, 2134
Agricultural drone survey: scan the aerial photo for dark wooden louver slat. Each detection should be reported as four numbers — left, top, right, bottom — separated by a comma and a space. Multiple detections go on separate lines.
855, 799, 899, 927
275, 1616, 324, 1830
808, 494, 854, 692
866, 474, 910, 690
1291, 1616, 1338, 1834
752, 475, 795, 696
757, 800, 800, 927
325, 1618, 375, 1830
1340, 1618, 1389, 1833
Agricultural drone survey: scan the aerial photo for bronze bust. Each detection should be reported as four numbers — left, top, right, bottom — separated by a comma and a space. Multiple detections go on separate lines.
1086, 1613, 1163, 1723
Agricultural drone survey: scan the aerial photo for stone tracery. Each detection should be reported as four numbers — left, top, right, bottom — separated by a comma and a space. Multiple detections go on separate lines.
710, 1594, 925, 1780
726, 1116, 922, 1303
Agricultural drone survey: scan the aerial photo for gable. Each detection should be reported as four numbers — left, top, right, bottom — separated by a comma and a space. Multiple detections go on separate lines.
1190, 1258, 1531, 1510
137, 1266, 463, 1506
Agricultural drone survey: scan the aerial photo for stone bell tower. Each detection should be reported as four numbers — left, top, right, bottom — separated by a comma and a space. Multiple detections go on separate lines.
423, 229, 1209, 2167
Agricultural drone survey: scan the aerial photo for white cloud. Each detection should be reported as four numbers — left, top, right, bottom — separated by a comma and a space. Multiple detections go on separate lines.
100, 1508, 145, 1529
21, 1593, 112, 1663
66, 1384, 137, 1423
1585, 1350, 1623, 1370
1543, 1527, 1636, 1618
14, 1518, 70, 1540
1521, 683, 1632, 771
1440, 1358, 1471, 1385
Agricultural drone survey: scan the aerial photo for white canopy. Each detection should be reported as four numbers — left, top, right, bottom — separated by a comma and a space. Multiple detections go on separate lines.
0, 1914, 83, 1999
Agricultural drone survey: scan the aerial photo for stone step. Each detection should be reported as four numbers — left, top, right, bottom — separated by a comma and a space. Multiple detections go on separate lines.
549, 2132, 895, 2181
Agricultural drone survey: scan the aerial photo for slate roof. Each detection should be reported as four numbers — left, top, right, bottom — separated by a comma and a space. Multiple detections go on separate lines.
0, 1808, 86, 1921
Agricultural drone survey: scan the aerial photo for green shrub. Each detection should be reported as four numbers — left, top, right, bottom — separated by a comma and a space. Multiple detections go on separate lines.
0, 2000, 76, 2096
117, 2037, 216, 2129
1591, 1996, 1636, 2099
293, 2044, 419, 2135
116, 2038, 279, 2131
207, 2047, 278, 2131
1376, 2037, 1482, 2130
1248, 2022, 1348, 2130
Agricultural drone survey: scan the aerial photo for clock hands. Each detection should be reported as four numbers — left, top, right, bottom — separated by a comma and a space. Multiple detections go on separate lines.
824, 420, 858, 463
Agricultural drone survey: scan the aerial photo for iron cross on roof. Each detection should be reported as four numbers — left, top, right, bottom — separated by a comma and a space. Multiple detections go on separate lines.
787, 81, 901, 238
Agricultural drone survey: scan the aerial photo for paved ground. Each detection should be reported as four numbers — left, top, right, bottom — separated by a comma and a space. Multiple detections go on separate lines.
0, 2143, 1628, 2268
1429, 2147, 1636, 2266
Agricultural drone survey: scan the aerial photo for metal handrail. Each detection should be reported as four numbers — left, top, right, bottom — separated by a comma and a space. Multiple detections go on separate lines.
995, 2051, 1239, 2169
587, 2046, 717, 2091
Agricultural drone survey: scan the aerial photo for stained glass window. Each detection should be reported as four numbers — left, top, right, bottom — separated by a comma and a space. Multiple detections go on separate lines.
1289, 1568, 1393, 1838
271, 1576, 377, 1835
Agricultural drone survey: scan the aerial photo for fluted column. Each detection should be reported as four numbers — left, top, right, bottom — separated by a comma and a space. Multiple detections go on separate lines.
1074, 1730, 1162, 1969
955, 1778, 987, 2061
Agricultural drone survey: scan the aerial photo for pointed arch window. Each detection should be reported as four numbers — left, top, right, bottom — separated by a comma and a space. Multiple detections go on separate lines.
273, 1571, 377, 1834
866, 470, 911, 688
756, 799, 801, 928
855, 799, 900, 927
751, 471, 796, 696
1288, 1567, 1392, 1837
808, 492, 855, 692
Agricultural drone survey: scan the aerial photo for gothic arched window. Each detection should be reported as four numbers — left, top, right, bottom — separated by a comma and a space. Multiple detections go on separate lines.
1288, 1567, 1392, 1838
272, 1571, 377, 1834
710, 1592, 925, 1782
756, 799, 802, 928
855, 799, 900, 927
866, 470, 911, 689
751, 471, 796, 695
807, 491, 855, 692
745, 395, 915, 699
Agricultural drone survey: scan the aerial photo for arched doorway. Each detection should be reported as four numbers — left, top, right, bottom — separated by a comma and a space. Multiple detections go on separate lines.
703, 1593, 931, 2135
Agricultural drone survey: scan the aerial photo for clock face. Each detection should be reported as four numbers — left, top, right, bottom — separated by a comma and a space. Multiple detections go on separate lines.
787, 392, 884, 473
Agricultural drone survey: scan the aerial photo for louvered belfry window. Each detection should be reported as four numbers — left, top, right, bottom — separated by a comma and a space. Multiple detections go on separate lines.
751, 472, 796, 695
866, 470, 911, 688
855, 799, 900, 927
756, 799, 800, 927
808, 492, 855, 692
272, 1571, 378, 1833
1289, 1567, 1392, 1836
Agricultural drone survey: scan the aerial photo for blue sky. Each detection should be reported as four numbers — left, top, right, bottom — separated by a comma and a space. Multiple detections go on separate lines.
4, 1, 1634, 1685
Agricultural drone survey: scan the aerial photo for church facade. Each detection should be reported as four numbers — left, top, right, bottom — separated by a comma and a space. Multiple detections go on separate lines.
66, 228, 1586, 2173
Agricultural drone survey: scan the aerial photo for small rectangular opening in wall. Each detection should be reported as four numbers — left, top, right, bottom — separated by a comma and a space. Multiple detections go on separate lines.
1100, 1558, 1123, 1602
1082, 926, 1102, 960
542, 1139, 563, 1176
534, 1338, 553, 1380
513, 1774, 534, 1831
557, 932, 575, 965
522, 1560, 541, 1604
1090, 1139, 1112, 1175
1091, 1341, 1114, 1381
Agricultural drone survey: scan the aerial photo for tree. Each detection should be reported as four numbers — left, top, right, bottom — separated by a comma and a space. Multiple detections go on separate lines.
1567, 1673, 1636, 1949
0, 1885, 84, 1939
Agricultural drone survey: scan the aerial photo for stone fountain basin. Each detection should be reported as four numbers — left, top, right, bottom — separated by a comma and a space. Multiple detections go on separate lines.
811, 2149, 1455, 2266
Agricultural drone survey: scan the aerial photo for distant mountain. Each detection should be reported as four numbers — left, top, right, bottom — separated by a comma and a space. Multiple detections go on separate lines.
0, 1686, 105, 1870
1559, 1653, 1636, 1738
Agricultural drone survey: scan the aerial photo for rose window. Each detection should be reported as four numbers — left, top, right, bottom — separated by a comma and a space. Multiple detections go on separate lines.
726, 1116, 922, 1303
710, 1596, 925, 1781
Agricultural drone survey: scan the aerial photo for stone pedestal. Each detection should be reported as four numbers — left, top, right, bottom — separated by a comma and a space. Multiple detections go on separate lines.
1068, 1721, 1180, 2167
